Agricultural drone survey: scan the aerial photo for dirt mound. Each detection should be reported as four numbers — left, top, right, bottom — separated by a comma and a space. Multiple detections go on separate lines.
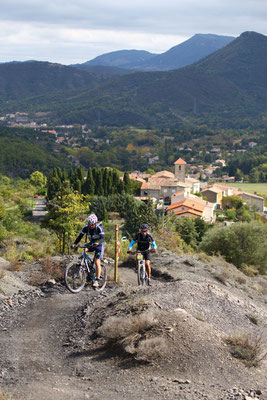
75, 269, 267, 399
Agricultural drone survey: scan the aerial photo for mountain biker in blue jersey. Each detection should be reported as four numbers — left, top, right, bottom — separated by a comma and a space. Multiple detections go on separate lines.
72, 214, 104, 288
127, 223, 157, 285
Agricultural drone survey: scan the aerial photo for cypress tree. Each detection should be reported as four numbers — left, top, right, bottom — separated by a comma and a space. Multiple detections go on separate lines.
84, 168, 95, 195
123, 172, 131, 194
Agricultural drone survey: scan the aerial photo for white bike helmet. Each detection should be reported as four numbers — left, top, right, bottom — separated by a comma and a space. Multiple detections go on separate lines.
87, 214, 98, 225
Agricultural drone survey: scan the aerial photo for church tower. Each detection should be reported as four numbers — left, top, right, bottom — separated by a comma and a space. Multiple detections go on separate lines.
174, 158, 187, 182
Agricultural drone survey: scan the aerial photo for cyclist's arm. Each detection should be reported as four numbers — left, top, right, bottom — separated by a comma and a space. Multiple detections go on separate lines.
74, 232, 84, 245
152, 241, 157, 250
96, 225, 105, 245
128, 239, 136, 250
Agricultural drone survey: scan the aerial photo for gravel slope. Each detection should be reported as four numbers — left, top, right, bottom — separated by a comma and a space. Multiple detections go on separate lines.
0, 254, 266, 400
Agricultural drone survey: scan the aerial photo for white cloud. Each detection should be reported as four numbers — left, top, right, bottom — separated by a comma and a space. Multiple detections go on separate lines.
0, 0, 266, 64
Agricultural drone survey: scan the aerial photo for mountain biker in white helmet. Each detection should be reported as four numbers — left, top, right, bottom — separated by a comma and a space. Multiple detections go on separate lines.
127, 223, 157, 285
72, 214, 105, 288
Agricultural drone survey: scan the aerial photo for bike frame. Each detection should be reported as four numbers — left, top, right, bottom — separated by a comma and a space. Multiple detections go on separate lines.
78, 248, 96, 275
136, 250, 149, 286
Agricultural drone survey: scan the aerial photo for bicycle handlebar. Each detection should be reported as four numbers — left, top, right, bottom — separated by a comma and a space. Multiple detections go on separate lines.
72, 244, 97, 251
127, 249, 157, 255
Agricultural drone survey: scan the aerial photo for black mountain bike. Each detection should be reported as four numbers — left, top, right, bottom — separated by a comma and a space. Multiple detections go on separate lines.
128, 250, 151, 286
65, 245, 107, 293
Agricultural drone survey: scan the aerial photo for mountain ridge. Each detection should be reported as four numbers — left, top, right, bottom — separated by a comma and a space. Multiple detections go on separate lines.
81, 33, 235, 71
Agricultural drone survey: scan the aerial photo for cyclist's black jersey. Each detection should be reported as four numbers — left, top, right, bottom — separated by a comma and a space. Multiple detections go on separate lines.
133, 232, 154, 252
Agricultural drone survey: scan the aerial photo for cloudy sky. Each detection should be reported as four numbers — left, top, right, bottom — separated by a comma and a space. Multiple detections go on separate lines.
0, 0, 266, 65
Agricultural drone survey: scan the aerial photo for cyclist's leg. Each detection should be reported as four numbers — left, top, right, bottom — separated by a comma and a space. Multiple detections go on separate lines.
144, 251, 151, 279
94, 246, 104, 279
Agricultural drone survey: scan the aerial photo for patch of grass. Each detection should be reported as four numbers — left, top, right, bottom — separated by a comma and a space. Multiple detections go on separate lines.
226, 333, 267, 367
197, 251, 212, 263
246, 313, 261, 326
97, 310, 168, 362
240, 264, 258, 277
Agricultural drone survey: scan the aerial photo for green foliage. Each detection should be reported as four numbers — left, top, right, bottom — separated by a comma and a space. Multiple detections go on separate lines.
42, 184, 90, 253
200, 221, 267, 273
30, 171, 47, 187
0, 127, 70, 178
175, 217, 198, 250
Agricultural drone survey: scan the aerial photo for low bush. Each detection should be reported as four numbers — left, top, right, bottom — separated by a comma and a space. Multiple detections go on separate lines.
200, 221, 267, 273
226, 332, 267, 367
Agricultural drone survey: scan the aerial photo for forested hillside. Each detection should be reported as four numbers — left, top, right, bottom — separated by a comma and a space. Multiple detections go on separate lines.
0, 127, 69, 177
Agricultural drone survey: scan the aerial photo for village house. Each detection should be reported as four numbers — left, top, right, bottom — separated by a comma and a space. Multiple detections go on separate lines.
201, 186, 223, 207
169, 191, 216, 223
140, 158, 193, 204
238, 192, 265, 215
166, 200, 204, 219
184, 177, 200, 193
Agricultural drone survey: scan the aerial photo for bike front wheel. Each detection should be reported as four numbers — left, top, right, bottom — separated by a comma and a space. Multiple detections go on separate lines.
94, 265, 107, 292
65, 261, 86, 293
137, 262, 148, 286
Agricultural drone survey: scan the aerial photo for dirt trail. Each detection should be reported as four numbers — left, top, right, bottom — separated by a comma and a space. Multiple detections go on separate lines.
0, 267, 138, 400
1, 291, 92, 400
0, 259, 266, 400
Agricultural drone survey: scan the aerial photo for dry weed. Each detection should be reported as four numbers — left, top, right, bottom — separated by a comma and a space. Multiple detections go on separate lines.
135, 337, 168, 361
226, 332, 267, 367
41, 257, 64, 280
213, 271, 230, 285
0, 388, 11, 400
0, 267, 5, 280
97, 310, 168, 362
8, 260, 24, 272
98, 311, 157, 341
246, 313, 261, 326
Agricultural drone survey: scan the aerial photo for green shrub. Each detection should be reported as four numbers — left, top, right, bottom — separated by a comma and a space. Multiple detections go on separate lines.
199, 221, 267, 273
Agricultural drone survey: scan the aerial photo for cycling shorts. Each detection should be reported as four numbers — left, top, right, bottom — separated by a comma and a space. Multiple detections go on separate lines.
137, 249, 150, 261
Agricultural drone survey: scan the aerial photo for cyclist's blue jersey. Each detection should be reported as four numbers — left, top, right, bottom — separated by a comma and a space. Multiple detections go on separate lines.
74, 223, 105, 247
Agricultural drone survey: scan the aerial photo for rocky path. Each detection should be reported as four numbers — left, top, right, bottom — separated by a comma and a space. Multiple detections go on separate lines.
0, 257, 266, 400
0, 289, 93, 400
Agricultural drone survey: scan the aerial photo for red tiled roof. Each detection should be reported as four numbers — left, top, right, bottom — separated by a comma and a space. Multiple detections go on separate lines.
174, 158, 187, 165
174, 209, 202, 217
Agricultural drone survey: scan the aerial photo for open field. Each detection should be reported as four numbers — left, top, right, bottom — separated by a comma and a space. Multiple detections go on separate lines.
223, 182, 267, 196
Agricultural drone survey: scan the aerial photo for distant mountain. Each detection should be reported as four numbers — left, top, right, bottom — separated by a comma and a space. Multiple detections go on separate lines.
72, 64, 134, 77
84, 49, 156, 68
134, 34, 235, 71
0, 32, 266, 129
47, 31, 266, 127
80, 34, 235, 71
0, 61, 106, 100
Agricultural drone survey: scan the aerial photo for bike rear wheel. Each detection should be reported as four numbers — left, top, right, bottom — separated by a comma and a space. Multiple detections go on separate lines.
94, 265, 107, 292
65, 261, 86, 293
137, 262, 148, 286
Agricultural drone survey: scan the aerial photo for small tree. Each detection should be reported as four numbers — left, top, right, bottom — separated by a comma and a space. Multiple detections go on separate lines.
43, 184, 90, 253
175, 217, 198, 250
30, 171, 47, 187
